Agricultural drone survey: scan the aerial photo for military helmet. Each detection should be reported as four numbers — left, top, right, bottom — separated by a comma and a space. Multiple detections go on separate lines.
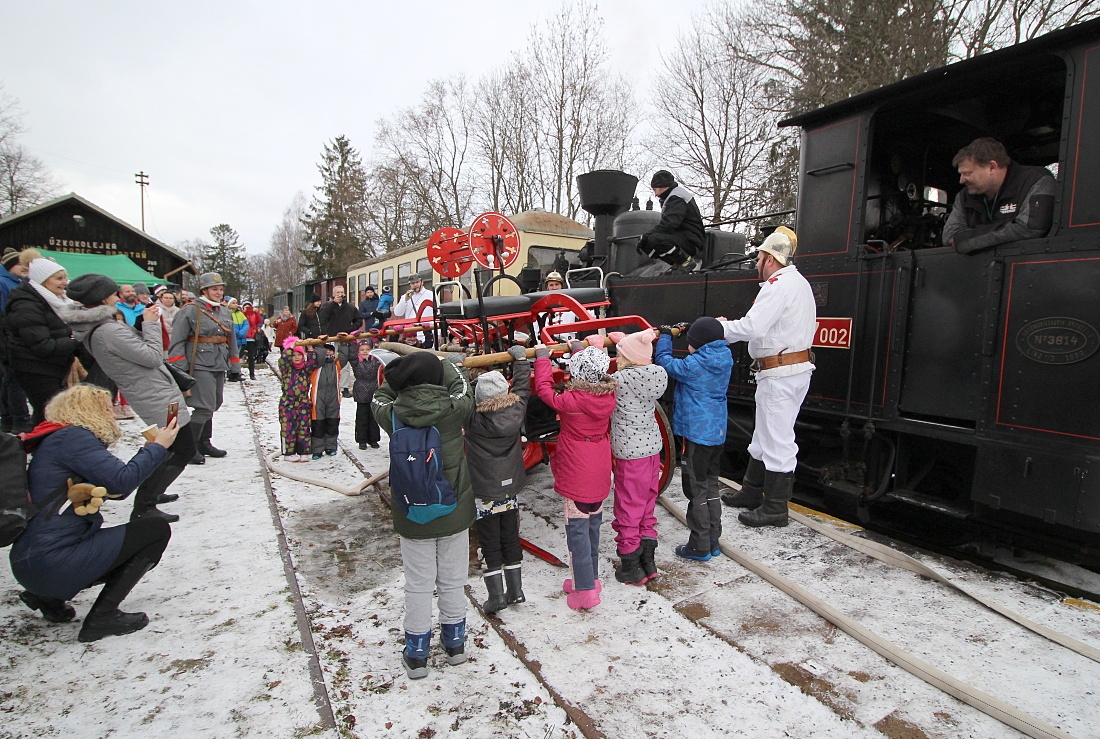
757, 226, 798, 266
197, 272, 226, 291
545, 271, 564, 284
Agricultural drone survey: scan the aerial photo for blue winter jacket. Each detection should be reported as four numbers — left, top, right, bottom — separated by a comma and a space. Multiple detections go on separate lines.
9, 426, 168, 600
655, 335, 733, 447
115, 301, 144, 326
376, 293, 394, 314
0, 266, 20, 311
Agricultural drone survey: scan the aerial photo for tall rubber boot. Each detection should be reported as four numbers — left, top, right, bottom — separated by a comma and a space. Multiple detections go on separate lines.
131, 462, 182, 523
614, 549, 647, 585
189, 423, 207, 465
199, 420, 227, 458
738, 471, 794, 528
77, 555, 155, 642
503, 564, 525, 605
722, 457, 765, 508
440, 620, 467, 665
482, 571, 508, 615
639, 538, 659, 582
402, 631, 431, 679
18, 591, 76, 623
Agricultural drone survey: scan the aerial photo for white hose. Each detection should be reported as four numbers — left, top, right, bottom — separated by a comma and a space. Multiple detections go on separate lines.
264, 453, 388, 497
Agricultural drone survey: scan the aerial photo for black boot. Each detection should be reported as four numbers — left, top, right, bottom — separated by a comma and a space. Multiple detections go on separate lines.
722, 457, 765, 508
157, 493, 179, 504
739, 471, 794, 528
614, 549, 647, 585
503, 564, 525, 605
19, 591, 76, 623
188, 449, 205, 465
639, 538, 659, 582
482, 571, 509, 615
131, 463, 182, 523
77, 556, 155, 642
198, 421, 227, 458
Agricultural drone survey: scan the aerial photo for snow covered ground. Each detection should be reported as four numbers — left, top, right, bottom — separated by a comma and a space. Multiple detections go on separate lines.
3, 359, 1099, 738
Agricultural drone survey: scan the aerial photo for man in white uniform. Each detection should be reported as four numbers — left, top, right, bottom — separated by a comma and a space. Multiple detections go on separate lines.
392, 273, 435, 347
717, 227, 816, 527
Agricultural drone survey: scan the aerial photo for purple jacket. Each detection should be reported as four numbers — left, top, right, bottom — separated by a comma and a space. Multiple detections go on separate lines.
534, 357, 617, 504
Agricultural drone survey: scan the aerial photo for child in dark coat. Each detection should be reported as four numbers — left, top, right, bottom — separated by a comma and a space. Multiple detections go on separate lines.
466, 346, 530, 614
309, 343, 341, 459
655, 317, 734, 561
534, 336, 617, 611
372, 352, 474, 680
278, 337, 318, 461
352, 339, 382, 449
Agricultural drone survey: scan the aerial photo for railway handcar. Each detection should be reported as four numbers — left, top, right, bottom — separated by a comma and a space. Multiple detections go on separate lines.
597, 19, 1100, 561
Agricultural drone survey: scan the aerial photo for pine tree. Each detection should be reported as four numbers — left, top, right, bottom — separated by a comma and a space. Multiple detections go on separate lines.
301, 136, 370, 278
203, 223, 248, 300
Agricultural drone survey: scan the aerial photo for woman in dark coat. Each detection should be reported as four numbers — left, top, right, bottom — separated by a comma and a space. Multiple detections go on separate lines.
4, 254, 79, 425
297, 294, 323, 340
9, 384, 179, 642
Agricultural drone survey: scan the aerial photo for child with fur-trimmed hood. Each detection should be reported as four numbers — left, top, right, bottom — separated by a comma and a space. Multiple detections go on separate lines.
607, 329, 668, 585
466, 345, 531, 615
533, 336, 617, 611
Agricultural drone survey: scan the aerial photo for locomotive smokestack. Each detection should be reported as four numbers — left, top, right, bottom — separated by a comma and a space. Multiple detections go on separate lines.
577, 170, 638, 264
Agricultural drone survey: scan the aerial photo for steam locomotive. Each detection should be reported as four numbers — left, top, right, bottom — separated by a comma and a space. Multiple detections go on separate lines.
581, 19, 1100, 562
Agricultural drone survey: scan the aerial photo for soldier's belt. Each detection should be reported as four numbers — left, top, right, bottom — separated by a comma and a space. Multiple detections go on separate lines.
751, 349, 814, 372
194, 336, 228, 344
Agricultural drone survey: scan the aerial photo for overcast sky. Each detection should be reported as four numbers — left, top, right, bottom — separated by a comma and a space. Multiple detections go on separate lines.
3, 1, 713, 253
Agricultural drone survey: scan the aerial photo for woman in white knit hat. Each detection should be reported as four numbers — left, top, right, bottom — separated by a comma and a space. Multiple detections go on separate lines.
4, 250, 79, 425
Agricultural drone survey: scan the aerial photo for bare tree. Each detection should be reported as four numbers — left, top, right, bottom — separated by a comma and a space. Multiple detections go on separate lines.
472, 63, 543, 215
266, 192, 312, 289
0, 85, 59, 215
375, 77, 476, 231
524, 0, 637, 218
649, 7, 782, 224
943, 0, 1099, 58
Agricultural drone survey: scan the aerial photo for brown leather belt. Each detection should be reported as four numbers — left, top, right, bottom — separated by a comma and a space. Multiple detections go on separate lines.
751, 349, 814, 371
195, 336, 228, 344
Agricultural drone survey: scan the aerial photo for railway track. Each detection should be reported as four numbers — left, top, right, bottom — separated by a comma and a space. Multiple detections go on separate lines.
241, 359, 1100, 738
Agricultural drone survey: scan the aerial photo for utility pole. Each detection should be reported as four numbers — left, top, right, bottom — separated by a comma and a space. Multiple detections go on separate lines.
134, 171, 149, 230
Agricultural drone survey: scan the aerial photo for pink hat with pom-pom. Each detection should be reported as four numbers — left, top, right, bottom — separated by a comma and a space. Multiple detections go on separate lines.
609, 329, 656, 366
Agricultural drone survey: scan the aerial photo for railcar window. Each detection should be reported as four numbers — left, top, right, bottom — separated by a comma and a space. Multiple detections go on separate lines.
416, 258, 430, 276
382, 267, 393, 292
397, 262, 411, 292
864, 53, 1066, 250
369, 271, 379, 289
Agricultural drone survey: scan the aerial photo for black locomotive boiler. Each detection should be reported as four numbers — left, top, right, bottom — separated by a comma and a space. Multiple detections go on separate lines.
583, 19, 1100, 563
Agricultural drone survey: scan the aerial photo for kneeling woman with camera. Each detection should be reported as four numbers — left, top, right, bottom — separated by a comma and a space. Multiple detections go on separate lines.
9, 384, 179, 642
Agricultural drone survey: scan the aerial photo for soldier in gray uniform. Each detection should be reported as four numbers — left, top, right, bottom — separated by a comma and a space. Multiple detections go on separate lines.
167, 272, 240, 463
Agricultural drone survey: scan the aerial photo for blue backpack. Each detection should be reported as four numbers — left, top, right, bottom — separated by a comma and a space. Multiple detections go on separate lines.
389, 412, 457, 524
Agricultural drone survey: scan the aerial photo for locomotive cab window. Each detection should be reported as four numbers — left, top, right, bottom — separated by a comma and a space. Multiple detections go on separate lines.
863, 53, 1067, 251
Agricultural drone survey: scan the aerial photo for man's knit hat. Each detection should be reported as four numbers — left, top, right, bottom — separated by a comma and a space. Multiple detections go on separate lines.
1, 248, 20, 268
609, 329, 656, 366
650, 170, 676, 189
27, 258, 65, 284
475, 370, 510, 404
686, 316, 724, 350
67, 274, 120, 307
385, 351, 444, 391
133, 282, 150, 296
567, 346, 611, 383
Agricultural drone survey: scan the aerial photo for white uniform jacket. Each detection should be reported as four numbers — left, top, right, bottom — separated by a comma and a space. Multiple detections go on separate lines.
393, 286, 434, 323
720, 265, 816, 379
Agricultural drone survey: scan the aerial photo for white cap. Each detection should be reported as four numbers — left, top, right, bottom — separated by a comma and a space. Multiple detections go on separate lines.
28, 258, 65, 284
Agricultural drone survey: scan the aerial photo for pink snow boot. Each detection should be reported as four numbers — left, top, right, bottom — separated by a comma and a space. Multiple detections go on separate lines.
562, 578, 603, 595
566, 584, 601, 610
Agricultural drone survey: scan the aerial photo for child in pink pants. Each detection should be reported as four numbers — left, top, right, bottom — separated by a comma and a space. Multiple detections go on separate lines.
608, 329, 668, 584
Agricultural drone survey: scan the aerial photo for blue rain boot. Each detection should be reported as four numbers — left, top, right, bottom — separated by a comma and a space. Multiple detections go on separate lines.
440, 620, 467, 666
403, 631, 431, 679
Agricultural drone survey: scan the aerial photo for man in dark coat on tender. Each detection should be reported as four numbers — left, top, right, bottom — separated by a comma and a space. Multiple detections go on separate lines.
637, 169, 707, 271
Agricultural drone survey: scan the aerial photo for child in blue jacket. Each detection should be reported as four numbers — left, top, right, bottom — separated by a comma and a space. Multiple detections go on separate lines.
655, 317, 733, 561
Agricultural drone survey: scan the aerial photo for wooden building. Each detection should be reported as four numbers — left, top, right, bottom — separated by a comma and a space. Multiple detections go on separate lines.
0, 193, 195, 282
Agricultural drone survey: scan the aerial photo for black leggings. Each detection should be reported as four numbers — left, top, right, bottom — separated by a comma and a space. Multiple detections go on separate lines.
14, 372, 65, 427
103, 517, 172, 576
475, 508, 522, 572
